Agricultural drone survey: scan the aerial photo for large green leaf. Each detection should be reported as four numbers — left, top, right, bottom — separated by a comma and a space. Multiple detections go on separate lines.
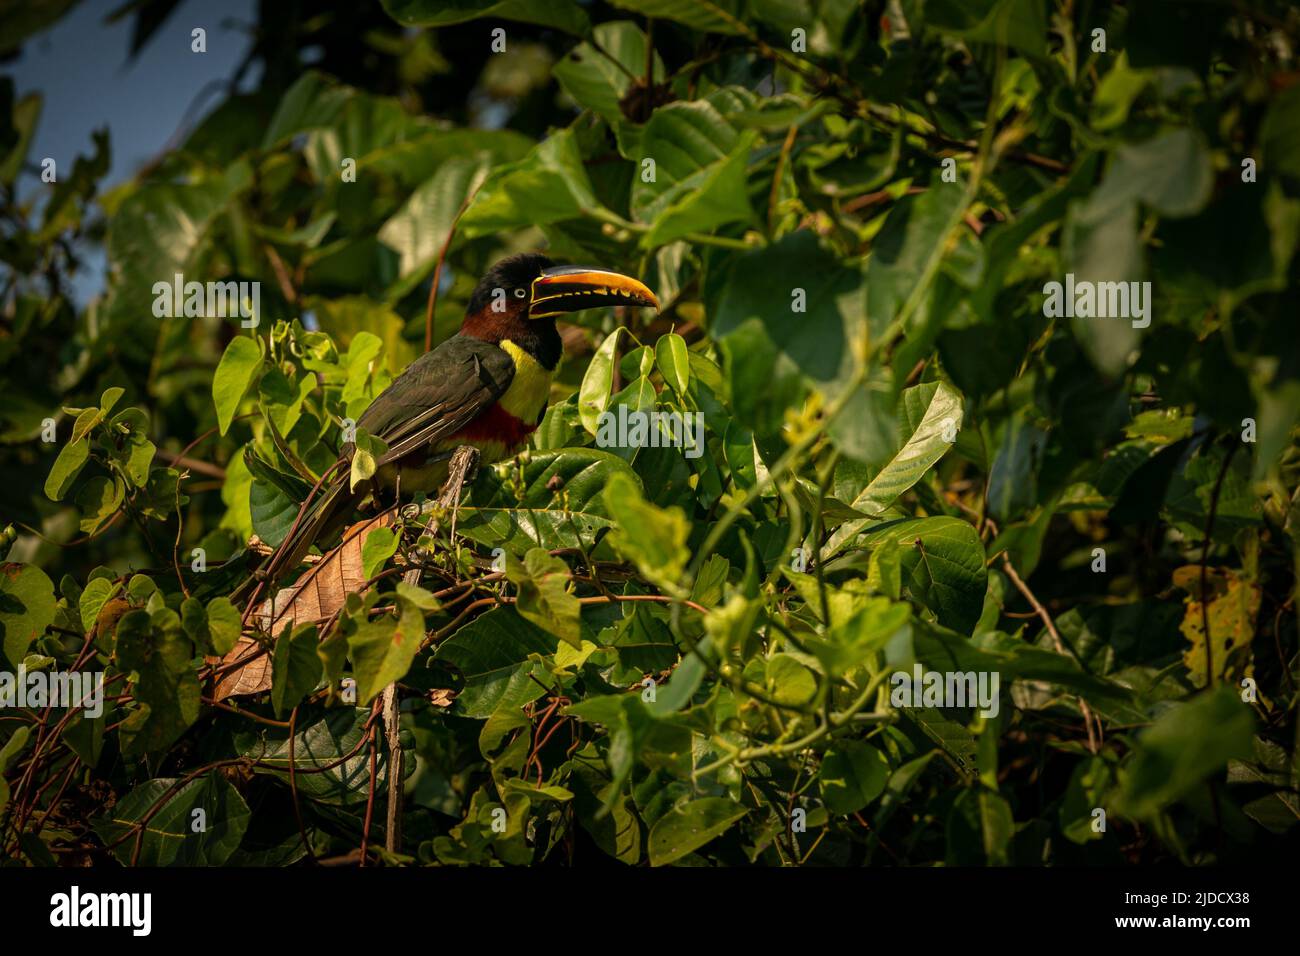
578, 328, 626, 435
261, 71, 355, 149
114, 609, 201, 756
604, 472, 690, 591
251, 708, 400, 805
104, 162, 250, 335
457, 448, 642, 555
606, 0, 743, 34
860, 517, 987, 634
1117, 685, 1256, 819
213, 335, 264, 436
631, 99, 756, 246
910, 619, 1132, 703
94, 773, 250, 866
925, 0, 1048, 57
553, 21, 663, 123
987, 412, 1046, 522
271, 623, 324, 717
44, 436, 89, 502
867, 186, 973, 342
0, 563, 56, 667
825, 381, 965, 555
381, 0, 589, 34
342, 592, 427, 706
378, 155, 490, 298
820, 740, 891, 814
507, 548, 582, 648
647, 797, 748, 865
713, 232, 864, 433
434, 607, 558, 718
459, 128, 598, 235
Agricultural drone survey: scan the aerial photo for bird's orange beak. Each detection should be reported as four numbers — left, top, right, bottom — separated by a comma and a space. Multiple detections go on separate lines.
529, 266, 659, 318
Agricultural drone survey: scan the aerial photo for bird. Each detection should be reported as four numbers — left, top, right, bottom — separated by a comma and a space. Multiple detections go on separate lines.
248, 252, 659, 592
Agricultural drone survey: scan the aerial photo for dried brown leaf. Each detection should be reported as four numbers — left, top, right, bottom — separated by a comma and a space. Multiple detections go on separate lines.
214, 512, 395, 700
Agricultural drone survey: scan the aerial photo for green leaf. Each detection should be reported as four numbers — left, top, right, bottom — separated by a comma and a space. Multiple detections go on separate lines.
910, 618, 1131, 703
507, 548, 582, 648
648, 797, 748, 865
925, 0, 1047, 57
252, 708, 397, 805
1118, 685, 1256, 819
272, 623, 324, 717
249, 476, 302, 549
44, 437, 88, 501
479, 665, 548, 756
93, 773, 250, 866
862, 517, 987, 634
434, 607, 558, 718
820, 740, 891, 814
804, 597, 912, 677
866, 185, 972, 341
0, 564, 56, 667
75, 476, 124, 534
641, 131, 757, 247
553, 21, 663, 123
350, 428, 389, 491
213, 336, 263, 436
104, 163, 249, 334
655, 332, 690, 397
114, 609, 201, 756
261, 71, 355, 148
259, 366, 315, 438
713, 232, 864, 433
1088, 128, 1213, 221
342, 592, 427, 706
1060, 757, 1113, 844
603, 471, 690, 591
381, 0, 589, 34
116, 430, 156, 489
378, 155, 490, 298
460, 128, 598, 235
99, 387, 124, 414
78, 578, 120, 636
1062, 199, 1141, 377
578, 328, 626, 435
987, 412, 1046, 522
457, 448, 641, 555
205, 596, 241, 656
632, 100, 755, 245
360, 526, 399, 582
606, 0, 743, 34
70, 406, 103, 443
825, 381, 965, 555
765, 653, 817, 708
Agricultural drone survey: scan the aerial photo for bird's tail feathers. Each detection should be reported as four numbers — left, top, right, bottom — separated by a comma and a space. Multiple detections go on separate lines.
232, 471, 355, 607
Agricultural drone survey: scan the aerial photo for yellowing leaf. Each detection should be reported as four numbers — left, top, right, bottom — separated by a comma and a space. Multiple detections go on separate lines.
1174, 566, 1259, 689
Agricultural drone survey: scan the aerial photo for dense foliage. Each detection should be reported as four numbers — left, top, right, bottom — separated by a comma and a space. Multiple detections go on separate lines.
2, 0, 1298, 867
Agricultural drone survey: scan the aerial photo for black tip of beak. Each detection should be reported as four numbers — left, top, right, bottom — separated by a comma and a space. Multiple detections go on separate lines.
530, 266, 659, 317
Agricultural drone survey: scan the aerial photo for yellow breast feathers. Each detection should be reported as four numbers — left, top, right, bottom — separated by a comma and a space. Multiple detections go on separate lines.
497, 340, 553, 425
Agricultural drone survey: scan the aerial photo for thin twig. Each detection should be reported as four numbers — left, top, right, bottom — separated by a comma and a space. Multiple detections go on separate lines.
1000, 553, 1101, 754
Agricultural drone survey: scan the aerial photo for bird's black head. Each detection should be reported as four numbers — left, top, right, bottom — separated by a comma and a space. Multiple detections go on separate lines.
466, 253, 556, 316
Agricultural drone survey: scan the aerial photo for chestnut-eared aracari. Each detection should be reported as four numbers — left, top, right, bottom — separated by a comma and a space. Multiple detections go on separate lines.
255, 253, 658, 588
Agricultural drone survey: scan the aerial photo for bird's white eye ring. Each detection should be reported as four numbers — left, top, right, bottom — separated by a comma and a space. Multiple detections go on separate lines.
514, 288, 527, 298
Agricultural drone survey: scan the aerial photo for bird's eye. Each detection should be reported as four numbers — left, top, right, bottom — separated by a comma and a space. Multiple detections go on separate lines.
513, 288, 528, 299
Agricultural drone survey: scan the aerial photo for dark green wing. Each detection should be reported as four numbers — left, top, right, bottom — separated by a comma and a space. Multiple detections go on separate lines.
356, 335, 515, 467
